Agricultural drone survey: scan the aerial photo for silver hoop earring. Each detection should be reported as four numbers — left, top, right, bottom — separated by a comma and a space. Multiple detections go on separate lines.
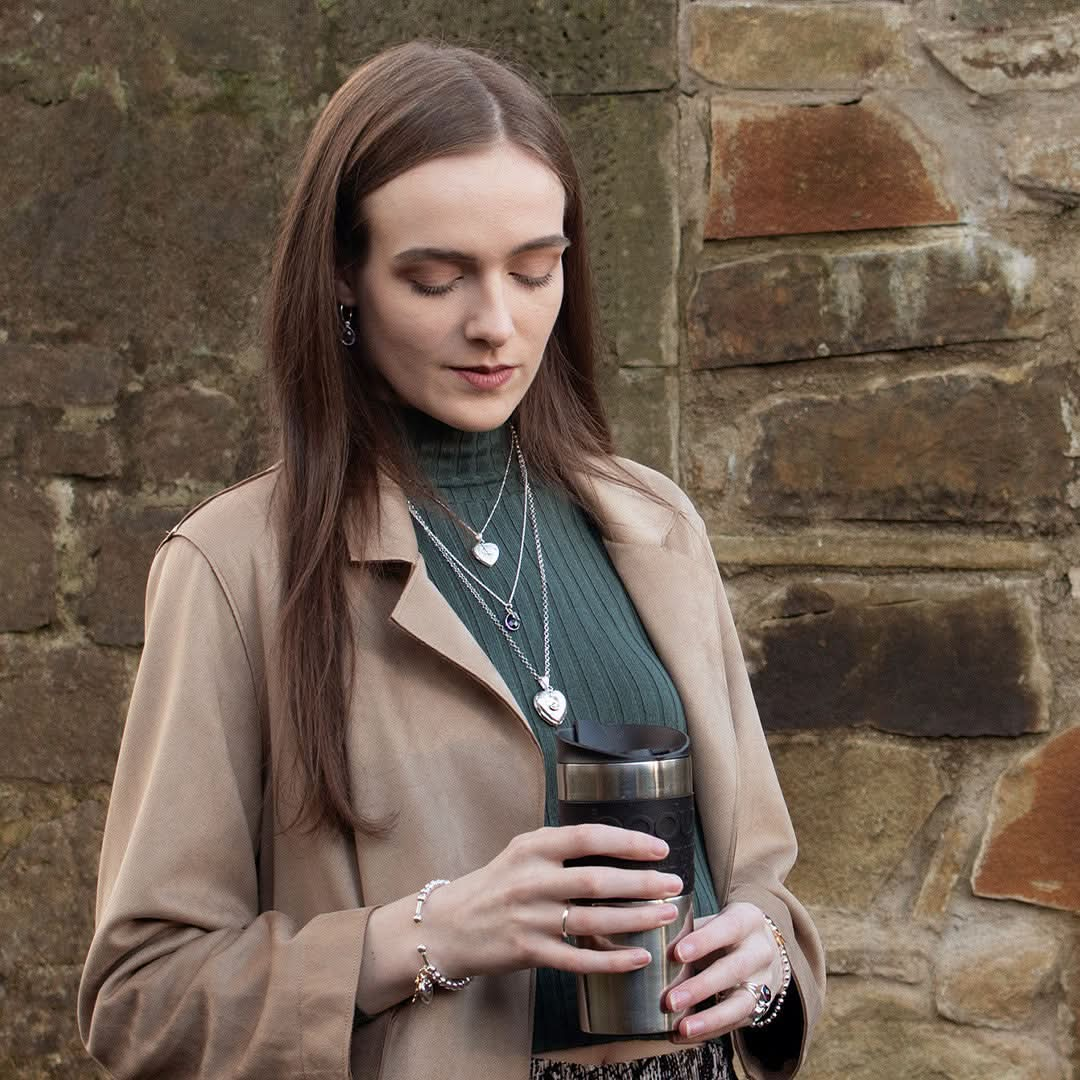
338, 303, 357, 348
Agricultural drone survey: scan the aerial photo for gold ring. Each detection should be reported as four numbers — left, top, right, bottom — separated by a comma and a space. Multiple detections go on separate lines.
561, 903, 573, 944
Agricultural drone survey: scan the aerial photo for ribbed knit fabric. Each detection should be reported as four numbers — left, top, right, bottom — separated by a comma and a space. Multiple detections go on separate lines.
402, 411, 721, 1054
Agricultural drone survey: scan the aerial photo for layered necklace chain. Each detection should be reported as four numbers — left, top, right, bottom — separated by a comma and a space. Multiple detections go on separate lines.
406, 434, 567, 727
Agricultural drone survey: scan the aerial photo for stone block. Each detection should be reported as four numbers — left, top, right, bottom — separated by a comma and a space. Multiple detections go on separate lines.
746, 369, 1072, 524
913, 822, 969, 920
0, 641, 130, 784
0, 476, 56, 631
935, 923, 1060, 1029
1008, 124, 1080, 205
941, 0, 1080, 31
814, 911, 930, 984
39, 421, 122, 478
747, 580, 1050, 737
704, 98, 957, 241
921, 21, 1080, 94
130, 383, 245, 489
800, 1016, 1066, 1080
688, 234, 1040, 368
0, 783, 107, 1072
0, 345, 124, 408
688, 2, 927, 90
560, 93, 679, 368
770, 736, 946, 910
973, 726, 1080, 913
81, 504, 185, 646
329, 1, 676, 95
600, 367, 678, 479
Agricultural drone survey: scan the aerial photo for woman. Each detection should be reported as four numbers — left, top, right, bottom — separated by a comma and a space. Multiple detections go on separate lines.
78, 40, 824, 1080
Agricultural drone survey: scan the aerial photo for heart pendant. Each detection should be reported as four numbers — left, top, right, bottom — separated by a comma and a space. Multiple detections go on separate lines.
472, 541, 499, 567
533, 688, 567, 727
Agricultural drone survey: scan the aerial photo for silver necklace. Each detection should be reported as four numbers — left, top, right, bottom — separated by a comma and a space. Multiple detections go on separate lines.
424, 430, 516, 566
408, 469, 567, 727
408, 440, 530, 632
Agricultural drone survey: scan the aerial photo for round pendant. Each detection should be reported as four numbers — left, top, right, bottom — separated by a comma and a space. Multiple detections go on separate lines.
504, 610, 521, 632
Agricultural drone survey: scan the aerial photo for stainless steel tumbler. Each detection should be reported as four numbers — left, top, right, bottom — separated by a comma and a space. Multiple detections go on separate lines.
555, 726, 696, 1036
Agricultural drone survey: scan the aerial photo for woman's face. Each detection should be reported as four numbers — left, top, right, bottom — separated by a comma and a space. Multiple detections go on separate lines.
338, 142, 569, 432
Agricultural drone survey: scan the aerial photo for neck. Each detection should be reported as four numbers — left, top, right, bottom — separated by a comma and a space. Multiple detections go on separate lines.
398, 407, 513, 488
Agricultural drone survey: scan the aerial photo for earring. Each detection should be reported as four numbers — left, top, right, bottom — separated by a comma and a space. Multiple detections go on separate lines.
338, 303, 357, 348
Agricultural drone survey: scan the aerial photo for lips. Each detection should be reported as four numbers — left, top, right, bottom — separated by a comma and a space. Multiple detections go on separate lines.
452, 365, 516, 389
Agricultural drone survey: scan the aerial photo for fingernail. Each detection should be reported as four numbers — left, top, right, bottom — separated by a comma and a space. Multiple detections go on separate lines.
669, 991, 687, 1011
677, 942, 697, 962
651, 839, 669, 857
683, 1020, 701, 1038
659, 904, 679, 922
633, 950, 652, 967
665, 875, 683, 893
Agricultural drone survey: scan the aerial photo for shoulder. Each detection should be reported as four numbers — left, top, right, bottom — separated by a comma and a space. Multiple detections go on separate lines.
154, 465, 284, 606
609, 456, 700, 522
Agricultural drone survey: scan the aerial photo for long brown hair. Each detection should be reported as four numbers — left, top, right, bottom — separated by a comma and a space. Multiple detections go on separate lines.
265, 40, 629, 836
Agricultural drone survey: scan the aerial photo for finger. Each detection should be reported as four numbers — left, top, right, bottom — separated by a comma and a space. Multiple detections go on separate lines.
565, 900, 681, 938
674, 990, 755, 1042
562, 865, 684, 902
534, 941, 656, 977
665, 940, 771, 1014
542, 823, 670, 862
674, 902, 764, 964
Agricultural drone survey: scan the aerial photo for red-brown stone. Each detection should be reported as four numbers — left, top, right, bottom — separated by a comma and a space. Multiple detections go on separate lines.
705, 99, 958, 240
973, 726, 1080, 913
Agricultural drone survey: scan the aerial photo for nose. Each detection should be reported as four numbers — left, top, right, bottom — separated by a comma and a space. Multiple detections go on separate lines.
464, 276, 514, 349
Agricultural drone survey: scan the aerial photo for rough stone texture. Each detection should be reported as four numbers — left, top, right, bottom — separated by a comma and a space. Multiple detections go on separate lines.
746, 369, 1073, 525
939, 0, 1080, 31
705, 99, 957, 241
0, 476, 57, 632
921, 21, 1080, 94
38, 422, 122, 479
0, 346, 124, 408
1008, 123, 1080, 205
330, 0, 676, 95
800, 1016, 1066, 1080
913, 822, 970, 921
814, 911, 930, 984
688, 233, 1042, 368
746, 581, 1050, 737
80, 504, 185, 646
600, 368, 678, 478
703, 529, 1053, 572
0, 641, 129, 784
973, 726, 1080, 913
560, 93, 679, 369
935, 923, 1060, 1029
687, 2, 927, 90
130, 383, 246, 489
770, 736, 947, 910
0, 786, 107, 1076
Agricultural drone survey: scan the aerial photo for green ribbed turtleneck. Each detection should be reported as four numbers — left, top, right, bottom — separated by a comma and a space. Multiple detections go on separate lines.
401, 410, 721, 1054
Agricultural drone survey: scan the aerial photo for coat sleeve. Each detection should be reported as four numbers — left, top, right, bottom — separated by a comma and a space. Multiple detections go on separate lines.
77, 534, 373, 1079
686, 509, 826, 1080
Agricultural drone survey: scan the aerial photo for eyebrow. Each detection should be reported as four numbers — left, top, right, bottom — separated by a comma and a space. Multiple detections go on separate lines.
391, 234, 571, 265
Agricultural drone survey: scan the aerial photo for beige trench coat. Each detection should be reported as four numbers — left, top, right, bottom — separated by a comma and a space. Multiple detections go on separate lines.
78, 458, 825, 1080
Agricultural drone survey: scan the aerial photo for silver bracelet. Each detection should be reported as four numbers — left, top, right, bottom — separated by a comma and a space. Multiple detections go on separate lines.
409, 879, 472, 1005
749, 913, 792, 1028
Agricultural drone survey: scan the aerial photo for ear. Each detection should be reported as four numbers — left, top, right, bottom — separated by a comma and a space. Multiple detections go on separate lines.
334, 269, 358, 307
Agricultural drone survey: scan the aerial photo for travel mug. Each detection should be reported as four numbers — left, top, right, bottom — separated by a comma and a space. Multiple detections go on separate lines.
555, 725, 696, 1036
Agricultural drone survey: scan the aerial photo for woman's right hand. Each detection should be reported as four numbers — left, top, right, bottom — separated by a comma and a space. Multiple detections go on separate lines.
417, 824, 684, 979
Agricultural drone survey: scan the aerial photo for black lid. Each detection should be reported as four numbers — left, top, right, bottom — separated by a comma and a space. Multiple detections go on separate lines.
554, 725, 690, 764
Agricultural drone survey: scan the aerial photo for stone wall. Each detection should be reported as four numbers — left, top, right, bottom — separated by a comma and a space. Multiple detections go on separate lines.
1, 1, 1078, 1076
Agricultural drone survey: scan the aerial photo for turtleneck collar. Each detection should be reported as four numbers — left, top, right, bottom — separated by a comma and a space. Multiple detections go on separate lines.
398, 407, 514, 488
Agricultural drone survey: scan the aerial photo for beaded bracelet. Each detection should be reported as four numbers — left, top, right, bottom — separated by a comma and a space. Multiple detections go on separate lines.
409, 878, 472, 1005
749, 913, 792, 1028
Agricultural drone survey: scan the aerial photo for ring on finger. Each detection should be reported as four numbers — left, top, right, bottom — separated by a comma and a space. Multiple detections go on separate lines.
735, 980, 772, 1024
561, 903, 573, 944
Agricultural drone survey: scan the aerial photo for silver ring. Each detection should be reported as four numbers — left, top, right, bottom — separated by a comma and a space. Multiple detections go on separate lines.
561, 903, 573, 944
736, 980, 773, 1023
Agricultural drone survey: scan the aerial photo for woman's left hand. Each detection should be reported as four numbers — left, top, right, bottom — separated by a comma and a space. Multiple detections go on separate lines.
663, 902, 785, 1041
